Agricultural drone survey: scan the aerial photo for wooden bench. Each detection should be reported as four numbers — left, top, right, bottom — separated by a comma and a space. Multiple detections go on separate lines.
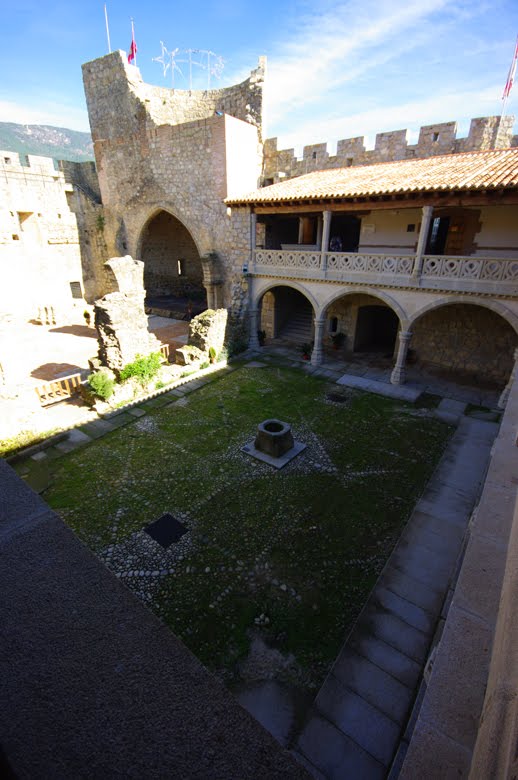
35, 373, 84, 407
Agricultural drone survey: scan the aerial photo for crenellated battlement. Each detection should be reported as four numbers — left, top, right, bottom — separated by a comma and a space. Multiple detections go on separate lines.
262, 115, 517, 183
0, 151, 59, 174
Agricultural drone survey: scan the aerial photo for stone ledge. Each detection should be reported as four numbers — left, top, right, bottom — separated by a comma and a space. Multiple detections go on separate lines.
0, 460, 308, 779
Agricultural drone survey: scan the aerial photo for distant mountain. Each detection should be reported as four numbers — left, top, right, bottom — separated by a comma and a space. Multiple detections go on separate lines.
0, 122, 94, 162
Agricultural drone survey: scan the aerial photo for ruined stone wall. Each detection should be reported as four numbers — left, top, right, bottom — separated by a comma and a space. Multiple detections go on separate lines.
82, 51, 260, 312
0, 151, 85, 322
263, 115, 517, 183
411, 304, 518, 385
66, 187, 109, 302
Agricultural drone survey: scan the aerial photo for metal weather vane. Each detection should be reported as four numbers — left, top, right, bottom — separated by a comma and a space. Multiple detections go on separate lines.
153, 42, 224, 90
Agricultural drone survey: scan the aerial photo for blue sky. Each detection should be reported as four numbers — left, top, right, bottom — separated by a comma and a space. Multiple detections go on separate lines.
0, 0, 517, 154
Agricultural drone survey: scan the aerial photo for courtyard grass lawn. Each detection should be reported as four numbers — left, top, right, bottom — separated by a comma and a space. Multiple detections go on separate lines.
45, 364, 452, 692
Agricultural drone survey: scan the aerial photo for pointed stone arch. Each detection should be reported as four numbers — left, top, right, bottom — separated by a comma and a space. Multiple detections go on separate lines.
137, 208, 210, 312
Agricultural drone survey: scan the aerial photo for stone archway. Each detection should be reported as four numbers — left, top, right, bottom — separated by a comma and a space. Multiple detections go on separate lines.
139, 210, 207, 314
323, 292, 404, 357
259, 285, 315, 344
410, 302, 518, 388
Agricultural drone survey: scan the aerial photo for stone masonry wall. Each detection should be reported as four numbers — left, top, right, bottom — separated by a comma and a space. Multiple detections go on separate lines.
263, 115, 517, 183
411, 304, 518, 385
0, 151, 85, 322
82, 51, 259, 313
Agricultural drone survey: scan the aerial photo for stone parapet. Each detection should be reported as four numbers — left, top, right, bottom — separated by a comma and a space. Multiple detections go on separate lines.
262, 115, 516, 183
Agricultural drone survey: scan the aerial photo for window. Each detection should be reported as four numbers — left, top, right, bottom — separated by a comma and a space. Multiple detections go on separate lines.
432, 132, 440, 142
70, 281, 83, 299
346, 158, 353, 167
406, 224, 415, 232
329, 316, 338, 333
312, 151, 317, 159
4, 157, 11, 164
177, 259, 186, 276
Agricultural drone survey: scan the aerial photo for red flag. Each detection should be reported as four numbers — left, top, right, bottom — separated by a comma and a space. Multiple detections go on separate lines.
128, 33, 137, 64
502, 36, 518, 99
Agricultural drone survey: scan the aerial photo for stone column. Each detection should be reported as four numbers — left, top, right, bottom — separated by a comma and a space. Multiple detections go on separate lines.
250, 212, 257, 273
206, 283, 215, 309
249, 308, 260, 349
498, 347, 518, 408
311, 317, 326, 366
321, 210, 332, 274
413, 205, 434, 278
390, 330, 412, 385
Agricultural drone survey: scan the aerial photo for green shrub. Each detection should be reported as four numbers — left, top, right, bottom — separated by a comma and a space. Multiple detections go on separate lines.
200, 360, 210, 369
120, 352, 162, 386
87, 371, 115, 400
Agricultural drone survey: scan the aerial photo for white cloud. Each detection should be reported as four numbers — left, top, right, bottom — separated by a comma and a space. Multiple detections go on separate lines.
273, 85, 505, 155
0, 98, 90, 132
264, 0, 454, 127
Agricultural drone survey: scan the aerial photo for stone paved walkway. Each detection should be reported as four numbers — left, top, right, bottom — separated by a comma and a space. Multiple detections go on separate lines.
292, 416, 499, 779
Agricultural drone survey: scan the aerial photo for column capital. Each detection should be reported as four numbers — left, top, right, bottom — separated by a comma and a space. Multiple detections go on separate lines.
399, 330, 413, 341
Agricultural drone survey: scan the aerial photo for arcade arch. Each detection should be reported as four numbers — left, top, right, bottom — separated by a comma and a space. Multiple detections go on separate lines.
257, 284, 316, 344
323, 292, 404, 357
409, 301, 518, 387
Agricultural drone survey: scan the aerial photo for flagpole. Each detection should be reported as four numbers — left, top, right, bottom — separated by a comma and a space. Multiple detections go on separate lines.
104, 4, 111, 53
501, 35, 518, 120
131, 18, 137, 67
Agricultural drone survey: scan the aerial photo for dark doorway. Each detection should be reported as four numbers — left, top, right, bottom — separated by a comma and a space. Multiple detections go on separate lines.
354, 306, 399, 353
426, 216, 450, 255
329, 215, 361, 252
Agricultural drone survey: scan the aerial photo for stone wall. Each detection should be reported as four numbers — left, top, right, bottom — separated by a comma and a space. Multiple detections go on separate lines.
141, 211, 204, 298
411, 304, 518, 385
263, 115, 517, 184
0, 151, 85, 322
82, 51, 259, 313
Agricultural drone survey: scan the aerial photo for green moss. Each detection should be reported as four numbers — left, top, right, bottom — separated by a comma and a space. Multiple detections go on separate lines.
44, 366, 452, 690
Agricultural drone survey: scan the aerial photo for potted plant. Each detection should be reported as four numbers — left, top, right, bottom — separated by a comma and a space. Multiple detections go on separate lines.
330, 332, 345, 350
208, 346, 217, 364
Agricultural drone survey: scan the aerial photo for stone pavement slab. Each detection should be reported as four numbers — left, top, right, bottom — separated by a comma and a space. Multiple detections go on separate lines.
316, 677, 401, 765
360, 606, 430, 665
437, 398, 467, 416
128, 407, 147, 417
347, 630, 422, 689
336, 374, 422, 401
296, 714, 386, 780
332, 647, 415, 723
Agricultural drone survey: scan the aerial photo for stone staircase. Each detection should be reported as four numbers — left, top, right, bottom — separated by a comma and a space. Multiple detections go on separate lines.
277, 310, 313, 344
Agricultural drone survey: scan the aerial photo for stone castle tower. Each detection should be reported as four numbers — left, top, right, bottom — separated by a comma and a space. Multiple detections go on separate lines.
82, 50, 265, 312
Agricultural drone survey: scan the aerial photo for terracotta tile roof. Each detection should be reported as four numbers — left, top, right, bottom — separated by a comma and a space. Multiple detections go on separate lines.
226, 148, 518, 205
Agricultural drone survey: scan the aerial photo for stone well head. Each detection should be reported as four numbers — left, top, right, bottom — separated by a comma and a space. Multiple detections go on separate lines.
254, 419, 294, 459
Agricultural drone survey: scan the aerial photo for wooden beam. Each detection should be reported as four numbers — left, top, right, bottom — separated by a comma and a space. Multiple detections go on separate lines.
250, 190, 518, 214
